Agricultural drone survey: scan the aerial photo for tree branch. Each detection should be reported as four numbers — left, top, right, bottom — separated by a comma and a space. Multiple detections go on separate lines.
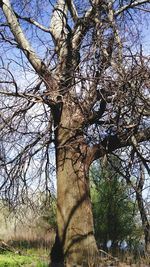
88, 127, 150, 163
66, 0, 78, 22
15, 13, 51, 33
0, 90, 44, 103
115, 0, 150, 16
71, 4, 95, 51
0, 0, 50, 78
50, 0, 68, 43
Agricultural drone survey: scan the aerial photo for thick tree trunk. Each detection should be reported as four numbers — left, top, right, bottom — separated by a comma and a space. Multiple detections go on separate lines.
56, 149, 98, 266
51, 105, 99, 266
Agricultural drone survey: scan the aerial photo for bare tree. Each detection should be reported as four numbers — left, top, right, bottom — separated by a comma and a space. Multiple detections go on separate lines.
0, 0, 150, 266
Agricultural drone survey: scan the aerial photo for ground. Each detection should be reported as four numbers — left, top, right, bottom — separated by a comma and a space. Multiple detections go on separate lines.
0, 249, 49, 267
0, 249, 149, 267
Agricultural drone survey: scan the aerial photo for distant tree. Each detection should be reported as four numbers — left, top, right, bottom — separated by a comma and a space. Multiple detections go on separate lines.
38, 193, 57, 231
124, 161, 150, 254
91, 157, 140, 254
111, 151, 150, 254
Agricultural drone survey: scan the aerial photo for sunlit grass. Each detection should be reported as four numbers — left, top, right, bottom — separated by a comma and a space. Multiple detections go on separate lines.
0, 252, 49, 267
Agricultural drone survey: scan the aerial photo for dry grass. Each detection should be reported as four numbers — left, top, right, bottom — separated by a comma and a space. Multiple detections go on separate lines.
97, 249, 150, 267
0, 212, 149, 267
0, 208, 55, 250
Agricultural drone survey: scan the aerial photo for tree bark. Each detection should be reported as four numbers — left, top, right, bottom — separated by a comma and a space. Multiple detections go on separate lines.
50, 103, 99, 266
136, 191, 150, 255
134, 163, 150, 255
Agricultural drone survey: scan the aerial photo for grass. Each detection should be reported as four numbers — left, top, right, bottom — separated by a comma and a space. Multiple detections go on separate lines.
0, 250, 49, 267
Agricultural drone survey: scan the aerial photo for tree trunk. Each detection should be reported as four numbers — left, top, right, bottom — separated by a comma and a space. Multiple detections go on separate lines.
136, 191, 150, 255
50, 104, 99, 266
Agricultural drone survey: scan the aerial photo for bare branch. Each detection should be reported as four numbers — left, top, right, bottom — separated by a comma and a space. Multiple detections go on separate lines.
0, 90, 43, 103
15, 13, 51, 33
0, 0, 50, 77
66, 0, 78, 22
107, 2, 123, 64
88, 127, 150, 162
134, 6, 150, 12
50, 0, 68, 43
115, 0, 150, 16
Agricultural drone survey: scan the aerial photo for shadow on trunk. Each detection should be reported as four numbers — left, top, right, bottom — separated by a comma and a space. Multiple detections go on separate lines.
50, 192, 98, 266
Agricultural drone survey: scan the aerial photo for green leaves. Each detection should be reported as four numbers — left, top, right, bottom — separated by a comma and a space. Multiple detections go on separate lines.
90, 156, 141, 251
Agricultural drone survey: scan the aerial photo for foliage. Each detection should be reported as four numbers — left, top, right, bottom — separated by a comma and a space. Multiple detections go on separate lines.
91, 157, 141, 249
38, 194, 56, 231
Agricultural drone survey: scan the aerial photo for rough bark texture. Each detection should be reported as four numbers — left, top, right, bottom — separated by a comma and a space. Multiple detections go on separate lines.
50, 101, 99, 266
56, 148, 98, 266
